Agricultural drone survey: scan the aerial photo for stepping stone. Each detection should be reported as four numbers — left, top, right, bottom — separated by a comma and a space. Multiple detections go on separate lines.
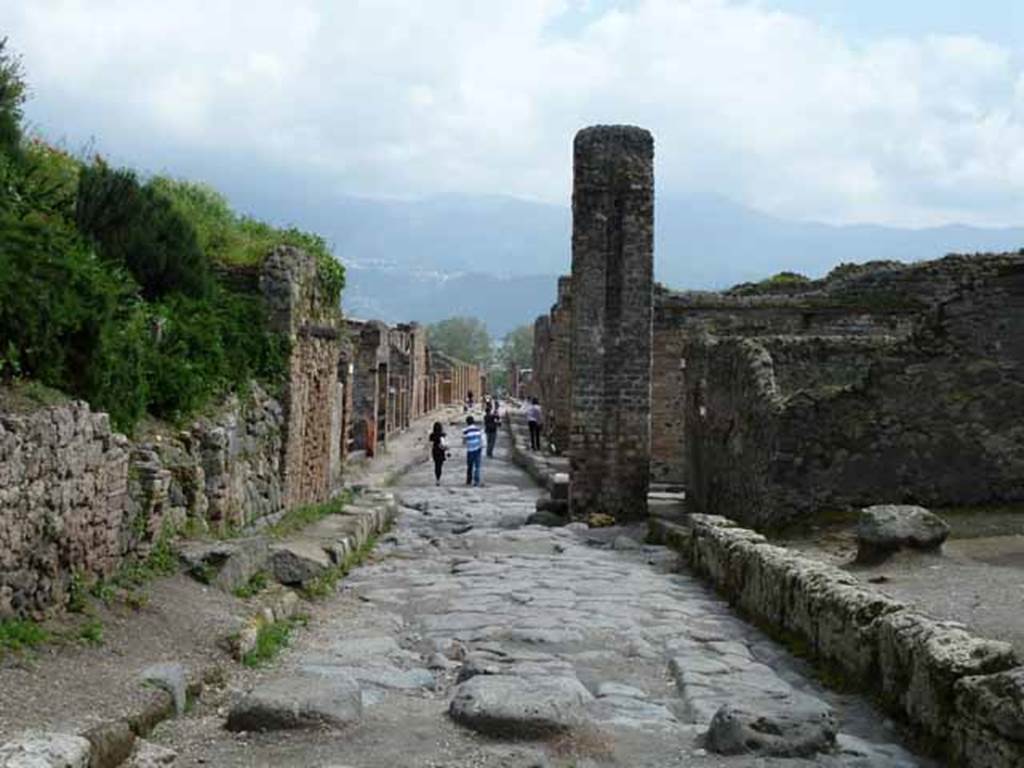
0, 732, 91, 767
269, 541, 332, 585
141, 662, 188, 715
705, 692, 838, 758
856, 504, 950, 562
226, 673, 362, 732
449, 674, 593, 737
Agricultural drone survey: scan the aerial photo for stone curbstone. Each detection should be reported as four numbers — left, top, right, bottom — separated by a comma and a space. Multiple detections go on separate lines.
664, 511, 1023, 767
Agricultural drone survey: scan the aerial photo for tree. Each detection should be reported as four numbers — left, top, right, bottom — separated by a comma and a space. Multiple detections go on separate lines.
499, 324, 533, 369
427, 317, 492, 365
76, 161, 211, 300
0, 38, 26, 159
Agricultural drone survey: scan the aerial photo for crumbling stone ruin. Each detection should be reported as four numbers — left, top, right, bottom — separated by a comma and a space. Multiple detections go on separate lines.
531, 157, 1024, 528
679, 253, 1024, 527
0, 246, 482, 619
523, 123, 1024, 768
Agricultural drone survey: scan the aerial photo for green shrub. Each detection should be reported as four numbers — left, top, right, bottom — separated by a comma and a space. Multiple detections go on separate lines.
76, 161, 211, 300
152, 176, 345, 306
0, 618, 48, 655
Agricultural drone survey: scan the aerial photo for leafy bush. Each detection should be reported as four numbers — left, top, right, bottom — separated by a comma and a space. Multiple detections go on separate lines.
0, 43, 330, 433
142, 289, 289, 423
76, 161, 212, 299
151, 177, 345, 305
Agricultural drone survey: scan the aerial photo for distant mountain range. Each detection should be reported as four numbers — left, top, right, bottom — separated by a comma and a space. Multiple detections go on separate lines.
232, 186, 1024, 337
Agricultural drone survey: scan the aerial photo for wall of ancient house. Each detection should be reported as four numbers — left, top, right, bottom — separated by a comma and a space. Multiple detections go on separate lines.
348, 320, 388, 456
261, 246, 346, 509
0, 403, 129, 617
684, 252, 1024, 528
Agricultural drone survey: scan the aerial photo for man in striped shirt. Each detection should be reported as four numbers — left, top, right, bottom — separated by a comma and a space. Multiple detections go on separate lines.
463, 416, 483, 487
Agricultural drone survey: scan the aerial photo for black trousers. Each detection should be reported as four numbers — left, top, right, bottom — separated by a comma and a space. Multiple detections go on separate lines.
432, 453, 445, 481
528, 420, 541, 450
485, 430, 497, 457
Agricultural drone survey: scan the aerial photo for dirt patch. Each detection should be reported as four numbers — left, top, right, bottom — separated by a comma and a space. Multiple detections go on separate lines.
0, 574, 245, 741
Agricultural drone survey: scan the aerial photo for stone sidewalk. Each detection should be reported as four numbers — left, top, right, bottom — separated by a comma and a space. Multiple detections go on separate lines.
152, 434, 931, 767
0, 410, 456, 767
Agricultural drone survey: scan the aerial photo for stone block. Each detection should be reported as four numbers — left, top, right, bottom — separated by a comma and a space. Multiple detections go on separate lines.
226, 673, 362, 732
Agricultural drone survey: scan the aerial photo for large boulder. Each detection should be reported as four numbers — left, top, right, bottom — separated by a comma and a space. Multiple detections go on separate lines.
856, 505, 950, 563
705, 693, 838, 757
448, 674, 592, 737
226, 673, 362, 731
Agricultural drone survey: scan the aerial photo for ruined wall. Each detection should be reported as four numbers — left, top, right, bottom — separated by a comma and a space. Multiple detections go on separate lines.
348, 320, 388, 456
569, 125, 655, 521
261, 246, 345, 508
547, 277, 572, 452
685, 253, 1024, 527
0, 404, 129, 617
651, 301, 687, 486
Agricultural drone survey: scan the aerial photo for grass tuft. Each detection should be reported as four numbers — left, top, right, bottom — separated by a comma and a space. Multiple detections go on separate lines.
268, 492, 352, 539
302, 533, 380, 601
0, 619, 49, 656
233, 571, 269, 599
242, 618, 305, 668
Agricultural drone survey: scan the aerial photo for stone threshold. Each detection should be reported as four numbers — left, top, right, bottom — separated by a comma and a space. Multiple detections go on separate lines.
649, 512, 1024, 768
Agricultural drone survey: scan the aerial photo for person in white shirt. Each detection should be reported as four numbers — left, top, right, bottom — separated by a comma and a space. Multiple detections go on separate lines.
462, 415, 483, 486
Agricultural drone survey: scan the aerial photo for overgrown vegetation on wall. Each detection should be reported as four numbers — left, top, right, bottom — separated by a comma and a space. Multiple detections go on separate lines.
0, 39, 344, 431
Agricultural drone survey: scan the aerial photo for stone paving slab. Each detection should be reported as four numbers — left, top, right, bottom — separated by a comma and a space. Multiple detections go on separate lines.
146, 439, 933, 767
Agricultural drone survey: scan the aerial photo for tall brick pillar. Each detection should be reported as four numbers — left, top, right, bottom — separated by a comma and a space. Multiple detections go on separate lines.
569, 125, 654, 521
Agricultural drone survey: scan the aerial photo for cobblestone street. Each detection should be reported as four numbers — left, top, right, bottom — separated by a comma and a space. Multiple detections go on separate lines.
160, 434, 928, 767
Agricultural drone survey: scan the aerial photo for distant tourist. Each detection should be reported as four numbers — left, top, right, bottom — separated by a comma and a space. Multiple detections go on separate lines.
428, 421, 449, 486
465, 390, 475, 412
527, 397, 543, 451
484, 402, 501, 458
463, 415, 483, 486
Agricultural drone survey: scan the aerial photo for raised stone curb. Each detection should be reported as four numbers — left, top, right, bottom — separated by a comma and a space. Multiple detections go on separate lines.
650, 512, 1024, 767
505, 411, 566, 491
228, 492, 397, 660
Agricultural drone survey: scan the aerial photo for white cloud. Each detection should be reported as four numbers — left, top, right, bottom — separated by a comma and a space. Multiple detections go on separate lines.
4, 0, 1023, 226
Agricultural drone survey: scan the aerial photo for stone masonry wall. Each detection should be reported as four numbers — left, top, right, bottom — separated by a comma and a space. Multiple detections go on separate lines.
0, 404, 130, 618
569, 125, 655, 521
261, 246, 345, 509
684, 253, 1024, 528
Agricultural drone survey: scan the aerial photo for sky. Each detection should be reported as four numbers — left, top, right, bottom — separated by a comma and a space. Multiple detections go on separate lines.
4, 0, 1024, 227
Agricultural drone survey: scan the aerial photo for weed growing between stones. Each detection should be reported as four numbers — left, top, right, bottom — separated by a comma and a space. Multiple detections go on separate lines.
268, 491, 352, 539
77, 618, 104, 647
241, 617, 306, 668
232, 571, 270, 599
302, 532, 382, 601
0, 619, 49, 657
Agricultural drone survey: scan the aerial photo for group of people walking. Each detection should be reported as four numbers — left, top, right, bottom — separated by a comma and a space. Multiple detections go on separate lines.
428, 393, 541, 487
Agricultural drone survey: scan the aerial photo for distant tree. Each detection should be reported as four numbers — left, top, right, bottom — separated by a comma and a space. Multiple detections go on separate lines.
0, 38, 26, 159
427, 316, 493, 366
499, 324, 533, 369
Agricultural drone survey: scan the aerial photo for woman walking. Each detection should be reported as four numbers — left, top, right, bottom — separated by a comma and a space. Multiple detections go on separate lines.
428, 421, 448, 485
